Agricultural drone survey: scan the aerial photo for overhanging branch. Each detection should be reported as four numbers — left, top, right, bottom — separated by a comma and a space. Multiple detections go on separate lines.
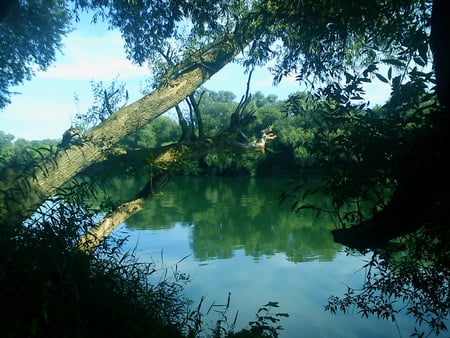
1, 31, 254, 226
77, 122, 277, 251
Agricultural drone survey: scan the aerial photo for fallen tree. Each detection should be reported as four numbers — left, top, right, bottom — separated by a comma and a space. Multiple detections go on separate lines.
77, 123, 276, 250
1, 0, 448, 255
0, 31, 256, 227
76, 77, 276, 250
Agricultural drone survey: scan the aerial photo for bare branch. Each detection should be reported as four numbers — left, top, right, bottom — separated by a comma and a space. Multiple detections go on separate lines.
188, 94, 205, 139
103, 89, 120, 117
77, 122, 277, 252
230, 69, 254, 129
175, 104, 192, 142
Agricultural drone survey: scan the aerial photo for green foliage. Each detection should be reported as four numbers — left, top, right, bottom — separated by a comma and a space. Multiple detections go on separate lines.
179, 291, 287, 338
70, 87, 315, 178
0, 137, 58, 182
270, 93, 319, 172
73, 79, 129, 131
248, 0, 431, 85
271, 27, 447, 336
281, 58, 438, 225
325, 219, 450, 337
0, 0, 73, 109
0, 199, 189, 337
193, 89, 238, 135
72, 78, 181, 149
2, 1, 447, 336
212, 301, 288, 338
1, 189, 290, 337
120, 115, 181, 149
0, 130, 15, 165
83, 0, 247, 67
184, 89, 289, 177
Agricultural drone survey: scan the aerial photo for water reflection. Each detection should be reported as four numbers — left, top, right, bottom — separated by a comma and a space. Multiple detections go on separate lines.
111, 176, 432, 337
124, 176, 342, 262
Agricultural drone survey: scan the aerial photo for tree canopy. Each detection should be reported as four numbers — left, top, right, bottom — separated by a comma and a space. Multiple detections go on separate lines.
0, 0, 73, 109
1, 0, 450, 336
1, 0, 447, 261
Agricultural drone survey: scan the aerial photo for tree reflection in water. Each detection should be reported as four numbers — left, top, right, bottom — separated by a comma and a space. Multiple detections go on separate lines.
326, 222, 450, 337
123, 176, 341, 263
105, 176, 448, 336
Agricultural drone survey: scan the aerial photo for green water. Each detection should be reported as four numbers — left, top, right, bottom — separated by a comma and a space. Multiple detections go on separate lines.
114, 176, 419, 337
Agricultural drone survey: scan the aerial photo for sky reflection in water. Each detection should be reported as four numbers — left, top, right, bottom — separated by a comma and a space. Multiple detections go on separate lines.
114, 177, 427, 338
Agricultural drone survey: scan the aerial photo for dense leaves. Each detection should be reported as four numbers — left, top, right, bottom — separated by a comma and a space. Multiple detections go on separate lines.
78, 0, 250, 68
73, 80, 130, 130
0, 0, 72, 109
0, 199, 190, 337
250, 0, 432, 86
1, 0, 450, 336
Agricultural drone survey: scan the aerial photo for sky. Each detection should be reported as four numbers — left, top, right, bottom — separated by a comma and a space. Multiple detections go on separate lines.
0, 13, 391, 141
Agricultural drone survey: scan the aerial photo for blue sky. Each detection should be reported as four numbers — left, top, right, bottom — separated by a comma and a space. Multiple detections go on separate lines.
0, 13, 391, 141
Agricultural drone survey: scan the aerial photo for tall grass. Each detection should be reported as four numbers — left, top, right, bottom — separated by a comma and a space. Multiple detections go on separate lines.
0, 196, 286, 337
0, 198, 191, 337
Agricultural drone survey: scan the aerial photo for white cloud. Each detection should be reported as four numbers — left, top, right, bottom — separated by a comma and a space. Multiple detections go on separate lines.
38, 58, 148, 81
37, 29, 150, 81
1, 99, 72, 140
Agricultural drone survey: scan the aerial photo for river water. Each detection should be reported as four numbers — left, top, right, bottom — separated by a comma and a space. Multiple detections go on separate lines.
111, 176, 427, 337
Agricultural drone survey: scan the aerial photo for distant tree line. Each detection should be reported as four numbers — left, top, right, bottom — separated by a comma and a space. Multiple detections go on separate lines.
0, 87, 414, 185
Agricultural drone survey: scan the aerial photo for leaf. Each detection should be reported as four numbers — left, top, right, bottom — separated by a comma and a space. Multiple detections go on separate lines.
295, 204, 315, 213
363, 63, 378, 77
375, 73, 388, 83
381, 58, 406, 67
176, 254, 191, 264
279, 192, 293, 204
350, 95, 363, 100
264, 301, 279, 308
387, 67, 392, 81
344, 72, 354, 83
392, 75, 401, 89
258, 307, 268, 313
302, 189, 312, 200
413, 56, 426, 67
418, 43, 428, 62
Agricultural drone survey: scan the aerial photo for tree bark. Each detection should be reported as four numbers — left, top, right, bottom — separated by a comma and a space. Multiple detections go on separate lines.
77, 175, 169, 251
430, 0, 450, 109
332, 0, 450, 251
77, 124, 276, 251
0, 32, 253, 227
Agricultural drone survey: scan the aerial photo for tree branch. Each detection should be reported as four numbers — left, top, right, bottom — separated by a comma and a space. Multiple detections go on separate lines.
77, 117, 277, 251
0, 31, 254, 226
77, 173, 170, 252
188, 94, 205, 139
175, 104, 192, 142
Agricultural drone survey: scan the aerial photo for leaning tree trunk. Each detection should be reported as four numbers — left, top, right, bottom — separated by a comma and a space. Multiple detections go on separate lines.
0, 32, 254, 227
76, 85, 276, 252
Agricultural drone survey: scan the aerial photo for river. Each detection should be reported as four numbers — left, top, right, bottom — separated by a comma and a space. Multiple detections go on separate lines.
110, 176, 426, 337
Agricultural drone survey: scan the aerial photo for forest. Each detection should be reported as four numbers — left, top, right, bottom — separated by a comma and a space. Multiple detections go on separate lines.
1, 0, 449, 337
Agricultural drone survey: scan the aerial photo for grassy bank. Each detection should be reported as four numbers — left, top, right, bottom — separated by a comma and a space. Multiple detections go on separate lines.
0, 201, 285, 338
